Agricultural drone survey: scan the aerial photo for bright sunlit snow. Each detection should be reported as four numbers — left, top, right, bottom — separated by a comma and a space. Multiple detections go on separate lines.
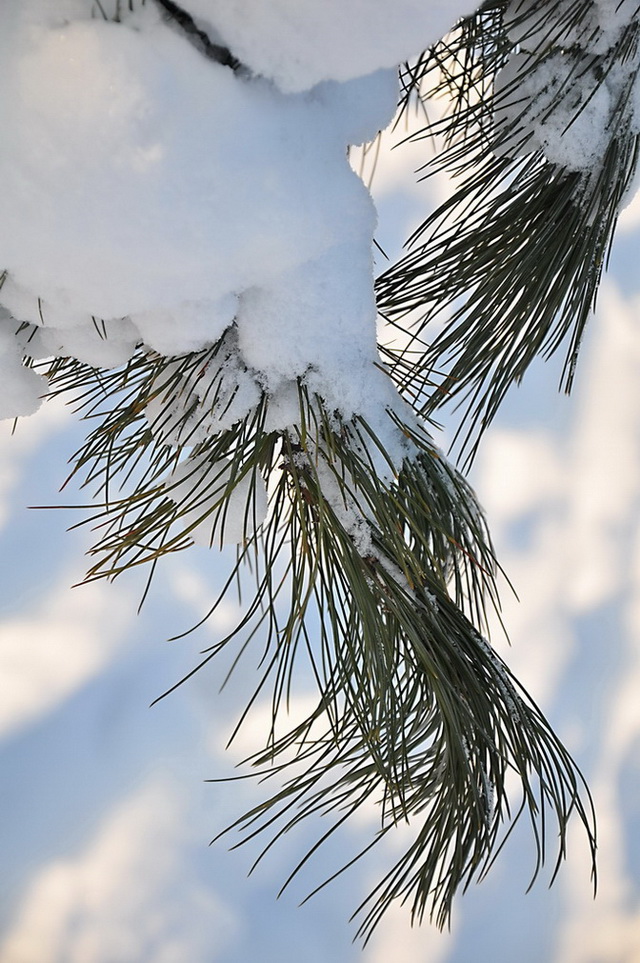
186, 0, 480, 92
2, 0, 639, 518
0, 0, 454, 447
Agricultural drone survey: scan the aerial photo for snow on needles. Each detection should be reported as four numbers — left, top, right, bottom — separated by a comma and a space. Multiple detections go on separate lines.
0, 0, 479, 543
1, 0, 639, 547
498, 0, 640, 171
0, 1, 416, 431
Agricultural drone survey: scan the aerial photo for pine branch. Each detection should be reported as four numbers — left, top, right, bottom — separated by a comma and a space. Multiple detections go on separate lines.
32, 337, 596, 935
378, 0, 640, 462
4, 0, 606, 934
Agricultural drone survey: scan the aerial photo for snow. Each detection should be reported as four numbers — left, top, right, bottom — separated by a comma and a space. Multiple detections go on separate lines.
494, 51, 615, 170
4, 6, 640, 959
236, 241, 381, 416
3, 0, 636, 513
141, 332, 263, 451
0, 6, 388, 321
0, 0, 420, 456
0, 305, 47, 420
0, 0, 489, 546
498, 0, 640, 171
1, 0, 639, 445
504, 0, 638, 55
187, 0, 480, 93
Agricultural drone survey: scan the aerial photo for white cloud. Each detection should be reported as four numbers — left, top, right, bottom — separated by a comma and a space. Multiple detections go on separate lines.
364, 897, 451, 963
0, 570, 134, 738
562, 284, 640, 613
476, 428, 565, 524
0, 776, 239, 963
0, 397, 70, 530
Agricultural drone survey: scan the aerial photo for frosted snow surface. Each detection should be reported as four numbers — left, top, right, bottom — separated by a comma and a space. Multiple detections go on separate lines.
0, 5, 391, 329
188, 0, 479, 93
0, 0, 472, 442
0, 0, 480, 542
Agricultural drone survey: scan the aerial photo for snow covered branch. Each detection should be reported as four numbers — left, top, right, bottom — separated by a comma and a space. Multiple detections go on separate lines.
6, 0, 631, 939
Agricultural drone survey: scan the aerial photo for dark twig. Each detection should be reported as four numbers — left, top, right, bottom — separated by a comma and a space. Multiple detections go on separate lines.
153, 0, 242, 70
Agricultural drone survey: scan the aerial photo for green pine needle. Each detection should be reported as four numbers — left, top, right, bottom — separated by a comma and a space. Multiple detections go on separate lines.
378, 0, 640, 463
10, 0, 614, 935
33, 339, 596, 936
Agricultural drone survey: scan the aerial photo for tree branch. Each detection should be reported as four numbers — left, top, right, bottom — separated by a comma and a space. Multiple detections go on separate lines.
153, 0, 242, 71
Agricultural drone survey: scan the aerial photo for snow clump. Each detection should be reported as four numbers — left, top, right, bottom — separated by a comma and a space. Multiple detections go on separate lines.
0, 0, 478, 541
185, 0, 480, 92
0, 0, 429, 429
